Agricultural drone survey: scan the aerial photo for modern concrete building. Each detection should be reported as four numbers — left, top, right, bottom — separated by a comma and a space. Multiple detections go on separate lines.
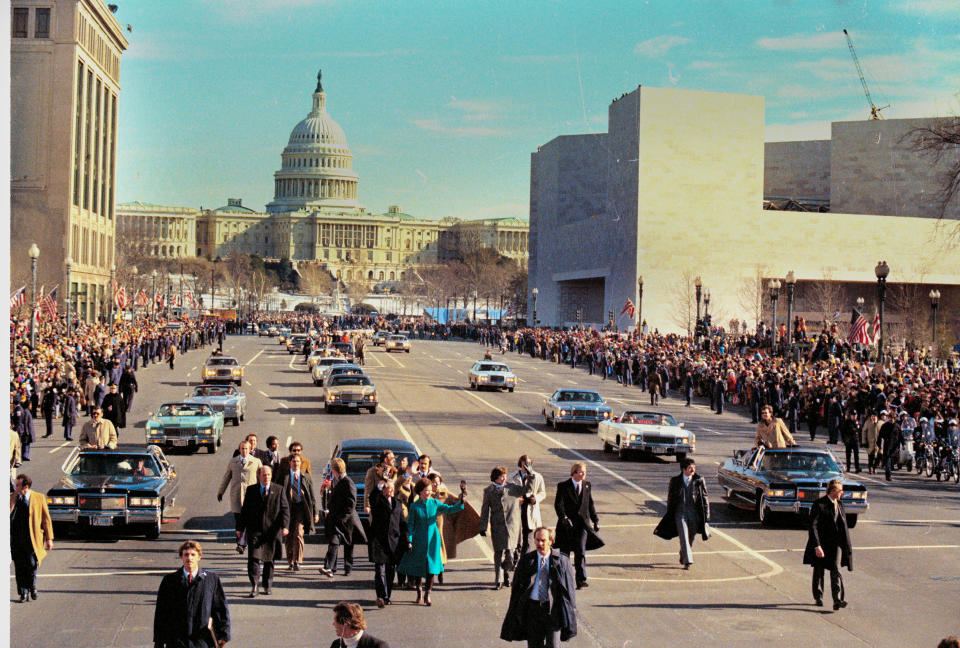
10, 0, 128, 322
116, 201, 199, 259
529, 85, 960, 333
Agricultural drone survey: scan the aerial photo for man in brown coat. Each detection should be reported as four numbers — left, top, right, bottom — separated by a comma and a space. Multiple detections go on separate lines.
78, 407, 118, 450
10, 474, 54, 602
754, 405, 798, 449
648, 370, 663, 406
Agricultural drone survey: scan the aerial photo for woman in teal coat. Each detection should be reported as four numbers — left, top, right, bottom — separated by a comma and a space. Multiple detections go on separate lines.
398, 477, 465, 605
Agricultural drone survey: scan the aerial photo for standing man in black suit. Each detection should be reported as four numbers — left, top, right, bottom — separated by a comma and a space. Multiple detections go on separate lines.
329, 602, 390, 648
653, 457, 710, 570
500, 527, 578, 647
319, 458, 366, 578
553, 462, 602, 589
153, 540, 230, 648
368, 478, 408, 607
238, 465, 289, 597
803, 479, 853, 610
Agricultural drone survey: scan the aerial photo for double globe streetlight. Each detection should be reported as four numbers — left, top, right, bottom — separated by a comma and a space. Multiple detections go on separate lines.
28, 244, 40, 348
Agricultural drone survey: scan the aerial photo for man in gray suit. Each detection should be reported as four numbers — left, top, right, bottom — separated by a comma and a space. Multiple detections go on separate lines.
479, 465, 524, 589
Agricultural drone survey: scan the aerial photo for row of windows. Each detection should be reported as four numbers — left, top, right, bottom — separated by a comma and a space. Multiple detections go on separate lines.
120, 215, 193, 240
72, 59, 117, 220
319, 224, 377, 249
70, 223, 113, 268
284, 155, 349, 169
274, 178, 357, 200
11, 7, 50, 38
77, 10, 120, 80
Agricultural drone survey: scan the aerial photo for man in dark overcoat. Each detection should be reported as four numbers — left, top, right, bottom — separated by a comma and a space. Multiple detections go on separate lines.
654, 457, 710, 569
319, 457, 366, 578
238, 465, 289, 597
368, 479, 408, 606
119, 366, 138, 413
101, 383, 126, 434
153, 540, 230, 648
553, 462, 602, 589
803, 479, 853, 610
500, 527, 577, 647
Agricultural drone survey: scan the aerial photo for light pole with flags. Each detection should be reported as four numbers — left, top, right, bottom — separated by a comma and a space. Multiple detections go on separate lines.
65, 256, 73, 333
28, 243, 40, 348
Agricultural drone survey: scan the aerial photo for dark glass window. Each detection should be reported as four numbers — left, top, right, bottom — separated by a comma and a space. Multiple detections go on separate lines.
13, 8, 28, 37
35, 8, 50, 38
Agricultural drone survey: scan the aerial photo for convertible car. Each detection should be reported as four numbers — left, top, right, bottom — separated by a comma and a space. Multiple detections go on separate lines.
542, 389, 612, 431
145, 402, 225, 453
467, 361, 517, 392
184, 384, 246, 426
598, 410, 694, 461
717, 446, 868, 527
46, 444, 179, 539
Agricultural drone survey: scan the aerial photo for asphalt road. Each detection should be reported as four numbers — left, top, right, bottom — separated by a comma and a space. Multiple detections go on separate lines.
10, 335, 960, 647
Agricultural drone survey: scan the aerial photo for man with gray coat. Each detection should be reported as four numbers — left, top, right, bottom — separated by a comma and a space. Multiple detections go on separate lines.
480, 465, 524, 589
509, 455, 546, 557
217, 440, 262, 528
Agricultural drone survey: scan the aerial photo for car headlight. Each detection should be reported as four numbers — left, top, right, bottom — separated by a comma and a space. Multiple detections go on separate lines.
129, 497, 160, 507
847, 491, 867, 500
148, 428, 161, 435
232, 368, 242, 375
765, 488, 795, 498
559, 409, 567, 416
46, 495, 76, 506
680, 438, 690, 445
602, 411, 610, 418
630, 434, 638, 441
506, 377, 516, 383
365, 394, 377, 401
327, 393, 340, 401
478, 376, 489, 382
200, 427, 213, 435
204, 369, 216, 376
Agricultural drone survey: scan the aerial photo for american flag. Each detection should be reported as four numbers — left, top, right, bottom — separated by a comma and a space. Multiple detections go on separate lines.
10, 285, 26, 310
41, 285, 58, 318
135, 289, 150, 307
620, 298, 636, 319
869, 312, 880, 344
173, 294, 182, 307
114, 285, 127, 309
33, 286, 44, 320
848, 308, 870, 345
155, 293, 165, 310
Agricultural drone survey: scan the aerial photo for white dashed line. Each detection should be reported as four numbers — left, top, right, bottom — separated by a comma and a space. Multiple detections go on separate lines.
289, 417, 295, 426
49, 441, 72, 454
258, 390, 270, 398
279, 402, 289, 409
285, 435, 292, 447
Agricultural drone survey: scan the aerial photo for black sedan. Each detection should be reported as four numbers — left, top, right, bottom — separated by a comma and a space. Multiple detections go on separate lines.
46, 444, 180, 539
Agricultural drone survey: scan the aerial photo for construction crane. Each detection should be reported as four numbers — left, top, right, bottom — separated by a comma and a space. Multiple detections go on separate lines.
843, 28, 888, 120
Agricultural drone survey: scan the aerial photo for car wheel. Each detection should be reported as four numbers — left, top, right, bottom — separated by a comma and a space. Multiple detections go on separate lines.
240, 410, 244, 422
602, 439, 612, 453
325, 404, 333, 414
146, 506, 162, 539
405, 349, 410, 353
368, 406, 377, 414
233, 417, 240, 426
508, 387, 514, 393
845, 514, 858, 529
207, 440, 217, 454
617, 444, 631, 461
543, 411, 550, 426
552, 417, 560, 432
756, 492, 772, 526
676, 453, 687, 463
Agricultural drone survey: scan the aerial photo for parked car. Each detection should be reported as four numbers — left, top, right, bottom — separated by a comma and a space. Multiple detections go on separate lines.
716, 446, 868, 527
184, 383, 247, 426
384, 335, 411, 353
598, 410, 695, 461
145, 402, 225, 453
202, 355, 243, 386
46, 444, 180, 539
467, 361, 517, 392
323, 373, 378, 414
542, 389, 612, 431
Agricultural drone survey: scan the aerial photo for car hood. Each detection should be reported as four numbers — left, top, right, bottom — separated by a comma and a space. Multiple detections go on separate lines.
185, 396, 235, 404
477, 371, 514, 377
556, 401, 608, 408
762, 470, 843, 483
54, 474, 168, 491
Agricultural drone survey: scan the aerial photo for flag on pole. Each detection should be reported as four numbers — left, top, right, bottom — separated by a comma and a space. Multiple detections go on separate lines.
155, 293, 165, 310
869, 312, 880, 344
848, 308, 870, 345
620, 298, 636, 319
135, 289, 149, 307
114, 285, 127, 309
10, 285, 26, 310
42, 286, 58, 318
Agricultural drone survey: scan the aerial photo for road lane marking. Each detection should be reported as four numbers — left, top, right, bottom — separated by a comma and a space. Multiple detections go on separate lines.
286, 435, 292, 447
191, 366, 197, 371
289, 354, 299, 370
258, 390, 270, 398
461, 389, 784, 581
381, 404, 494, 563
290, 417, 295, 426
698, 427, 722, 436
245, 349, 265, 366
384, 352, 405, 368
49, 441, 72, 454
279, 402, 289, 409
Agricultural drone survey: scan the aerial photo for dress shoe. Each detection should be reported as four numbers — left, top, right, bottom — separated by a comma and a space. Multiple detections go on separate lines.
318, 567, 334, 578
262, 586, 271, 595
30, 589, 37, 600
292, 563, 300, 572
503, 574, 510, 587
384, 598, 392, 605
833, 600, 847, 610
814, 598, 823, 607
377, 598, 385, 608
424, 592, 432, 606
576, 580, 588, 590
343, 566, 352, 577
683, 563, 691, 570
494, 582, 503, 591
247, 586, 258, 598
19, 593, 27, 603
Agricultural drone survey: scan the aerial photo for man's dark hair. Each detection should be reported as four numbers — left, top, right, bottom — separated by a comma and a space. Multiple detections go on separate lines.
938, 637, 960, 648
379, 450, 394, 463
332, 601, 366, 631
679, 457, 696, 470
16, 474, 32, 488
490, 466, 507, 482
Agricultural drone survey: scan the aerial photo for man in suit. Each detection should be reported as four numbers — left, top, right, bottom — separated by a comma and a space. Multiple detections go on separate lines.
803, 479, 853, 610
553, 462, 602, 589
62, 387, 78, 441
277, 453, 317, 571
119, 367, 138, 413
101, 384, 126, 436
480, 465, 524, 589
153, 540, 230, 648
510, 454, 546, 558
40, 384, 59, 438
319, 458, 366, 578
500, 527, 578, 647
11, 396, 34, 462
329, 601, 391, 648
274, 440, 312, 480
10, 474, 54, 602
238, 465, 289, 597
231, 433, 271, 466
654, 457, 710, 569
368, 479, 407, 607
217, 440, 262, 528
78, 407, 118, 450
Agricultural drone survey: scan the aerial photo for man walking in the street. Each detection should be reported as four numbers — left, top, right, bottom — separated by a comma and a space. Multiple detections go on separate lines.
10, 474, 53, 603
553, 462, 602, 590
153, 540, 230, 647
841, 409, 861, 473
238, 465, 289, 597
803, 479, 853, 611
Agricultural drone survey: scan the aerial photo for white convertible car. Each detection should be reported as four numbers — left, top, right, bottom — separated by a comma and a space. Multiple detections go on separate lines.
598, 410, 695, 461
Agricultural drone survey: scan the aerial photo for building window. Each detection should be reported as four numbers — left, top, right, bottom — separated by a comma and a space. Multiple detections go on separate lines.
378, 271, 384, 281
12, 8, 28, 37
34, 8, 50, 38
386, 252, 392, 262
323, 250, 329, 259
367, 251, 373, 261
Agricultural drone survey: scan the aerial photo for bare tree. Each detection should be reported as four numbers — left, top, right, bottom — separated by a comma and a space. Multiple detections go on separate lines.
804, 274, 844, 330
221, 254, 252, 309
250, 270, 276, 312
887, 281, 930, 347
736, 266, 767, 331
668, 269, 696, 336
299, 263, 334, 303
905, 116, 960, 239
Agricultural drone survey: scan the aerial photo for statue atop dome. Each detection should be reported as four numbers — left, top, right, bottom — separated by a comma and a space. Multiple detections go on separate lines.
315, 69, 323, 93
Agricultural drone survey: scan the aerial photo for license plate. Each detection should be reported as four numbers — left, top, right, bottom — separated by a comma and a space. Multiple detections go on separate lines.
92, 516, 113, 527
652, 447, 666, 454
173, 439, 189, 446
348, 402, 358, 408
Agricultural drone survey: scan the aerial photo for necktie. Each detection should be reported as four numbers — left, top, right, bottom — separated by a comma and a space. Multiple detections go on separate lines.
261, 485, 266, 498
538, 557, 548, 602
187, 573, 193, 584
294, 474, 301, 502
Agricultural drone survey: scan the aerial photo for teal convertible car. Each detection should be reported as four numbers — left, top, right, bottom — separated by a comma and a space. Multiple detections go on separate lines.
145, 402, 225, 454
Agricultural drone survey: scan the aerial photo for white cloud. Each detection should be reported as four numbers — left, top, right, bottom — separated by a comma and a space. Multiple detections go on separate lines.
755, 31, 848, 51
892, 0, 960, 15
411, 119, 503, 137
633, 35, 690, 57
445, 100, 497, 113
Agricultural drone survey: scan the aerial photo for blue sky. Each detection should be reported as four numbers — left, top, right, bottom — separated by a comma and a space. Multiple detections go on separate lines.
115, 0, 959, 220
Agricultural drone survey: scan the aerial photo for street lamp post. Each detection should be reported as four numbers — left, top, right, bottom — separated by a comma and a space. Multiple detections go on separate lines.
131, 266, 138, 319
28, 244, 40, 348
856, 296, 865, 355
694, 276, 702, 337
768, 279, 781, 355
109, 264, 116, 332
929, 289, 941, 364
472, 290, 478, 323
785, 271, 796, 352
704, 288, 711, 324
65, 256, 73, 333
151, 270, 159, 320
531, 287, 539, 327
637, 275, 643, 332
875, 261, 889, 361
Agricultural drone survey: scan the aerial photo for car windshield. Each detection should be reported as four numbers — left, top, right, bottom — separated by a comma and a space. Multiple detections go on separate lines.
319, 358, 347, 366
332, 376, 372, 387
159, 404, 211, 417
389, 336, 406, 341
333, 343, 352, 351
479, 364, 509, 372
621, 412, 677, 425
330, 368, 363, 378
207, 358, 238, 366
193, 386, 235, 397
557, 391, 602, 403
759, 452, 840, 473
70, 454, 162, 476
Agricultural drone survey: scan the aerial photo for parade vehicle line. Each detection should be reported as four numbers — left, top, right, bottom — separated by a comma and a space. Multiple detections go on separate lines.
459, 388, 785, 582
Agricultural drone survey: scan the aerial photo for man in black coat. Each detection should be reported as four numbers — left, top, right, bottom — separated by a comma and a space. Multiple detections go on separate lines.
500, 527, 578, 647
877, 411, 900, 481
803, 479, 853, 610
40, 386, 59, 438
329, 602, 390, 648
154, 540, 229, 648
238, 465, 289, 597
654, 457, 710, 569
368, 479, 408, 606
101, 384, 126, 434
553, 462, 602, 589
61, 388, 78, 441
319, 458, 366, 578
840, 409, 861, 473
119, 367, 138, 413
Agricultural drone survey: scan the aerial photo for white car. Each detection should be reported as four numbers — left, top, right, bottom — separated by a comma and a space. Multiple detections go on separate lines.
467, 361, 517, 392
311, 357, 351, 386
384, 335, 411, 353
598, 410, 695, 461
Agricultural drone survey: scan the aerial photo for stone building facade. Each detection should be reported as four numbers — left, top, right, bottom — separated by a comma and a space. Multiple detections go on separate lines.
116, 202, 199, 259
10, 0, 128, 322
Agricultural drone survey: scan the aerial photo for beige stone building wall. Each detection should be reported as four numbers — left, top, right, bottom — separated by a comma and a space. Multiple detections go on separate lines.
117, 202, 199, 259
764, 140, 831, 200
10, 0, 127, 322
